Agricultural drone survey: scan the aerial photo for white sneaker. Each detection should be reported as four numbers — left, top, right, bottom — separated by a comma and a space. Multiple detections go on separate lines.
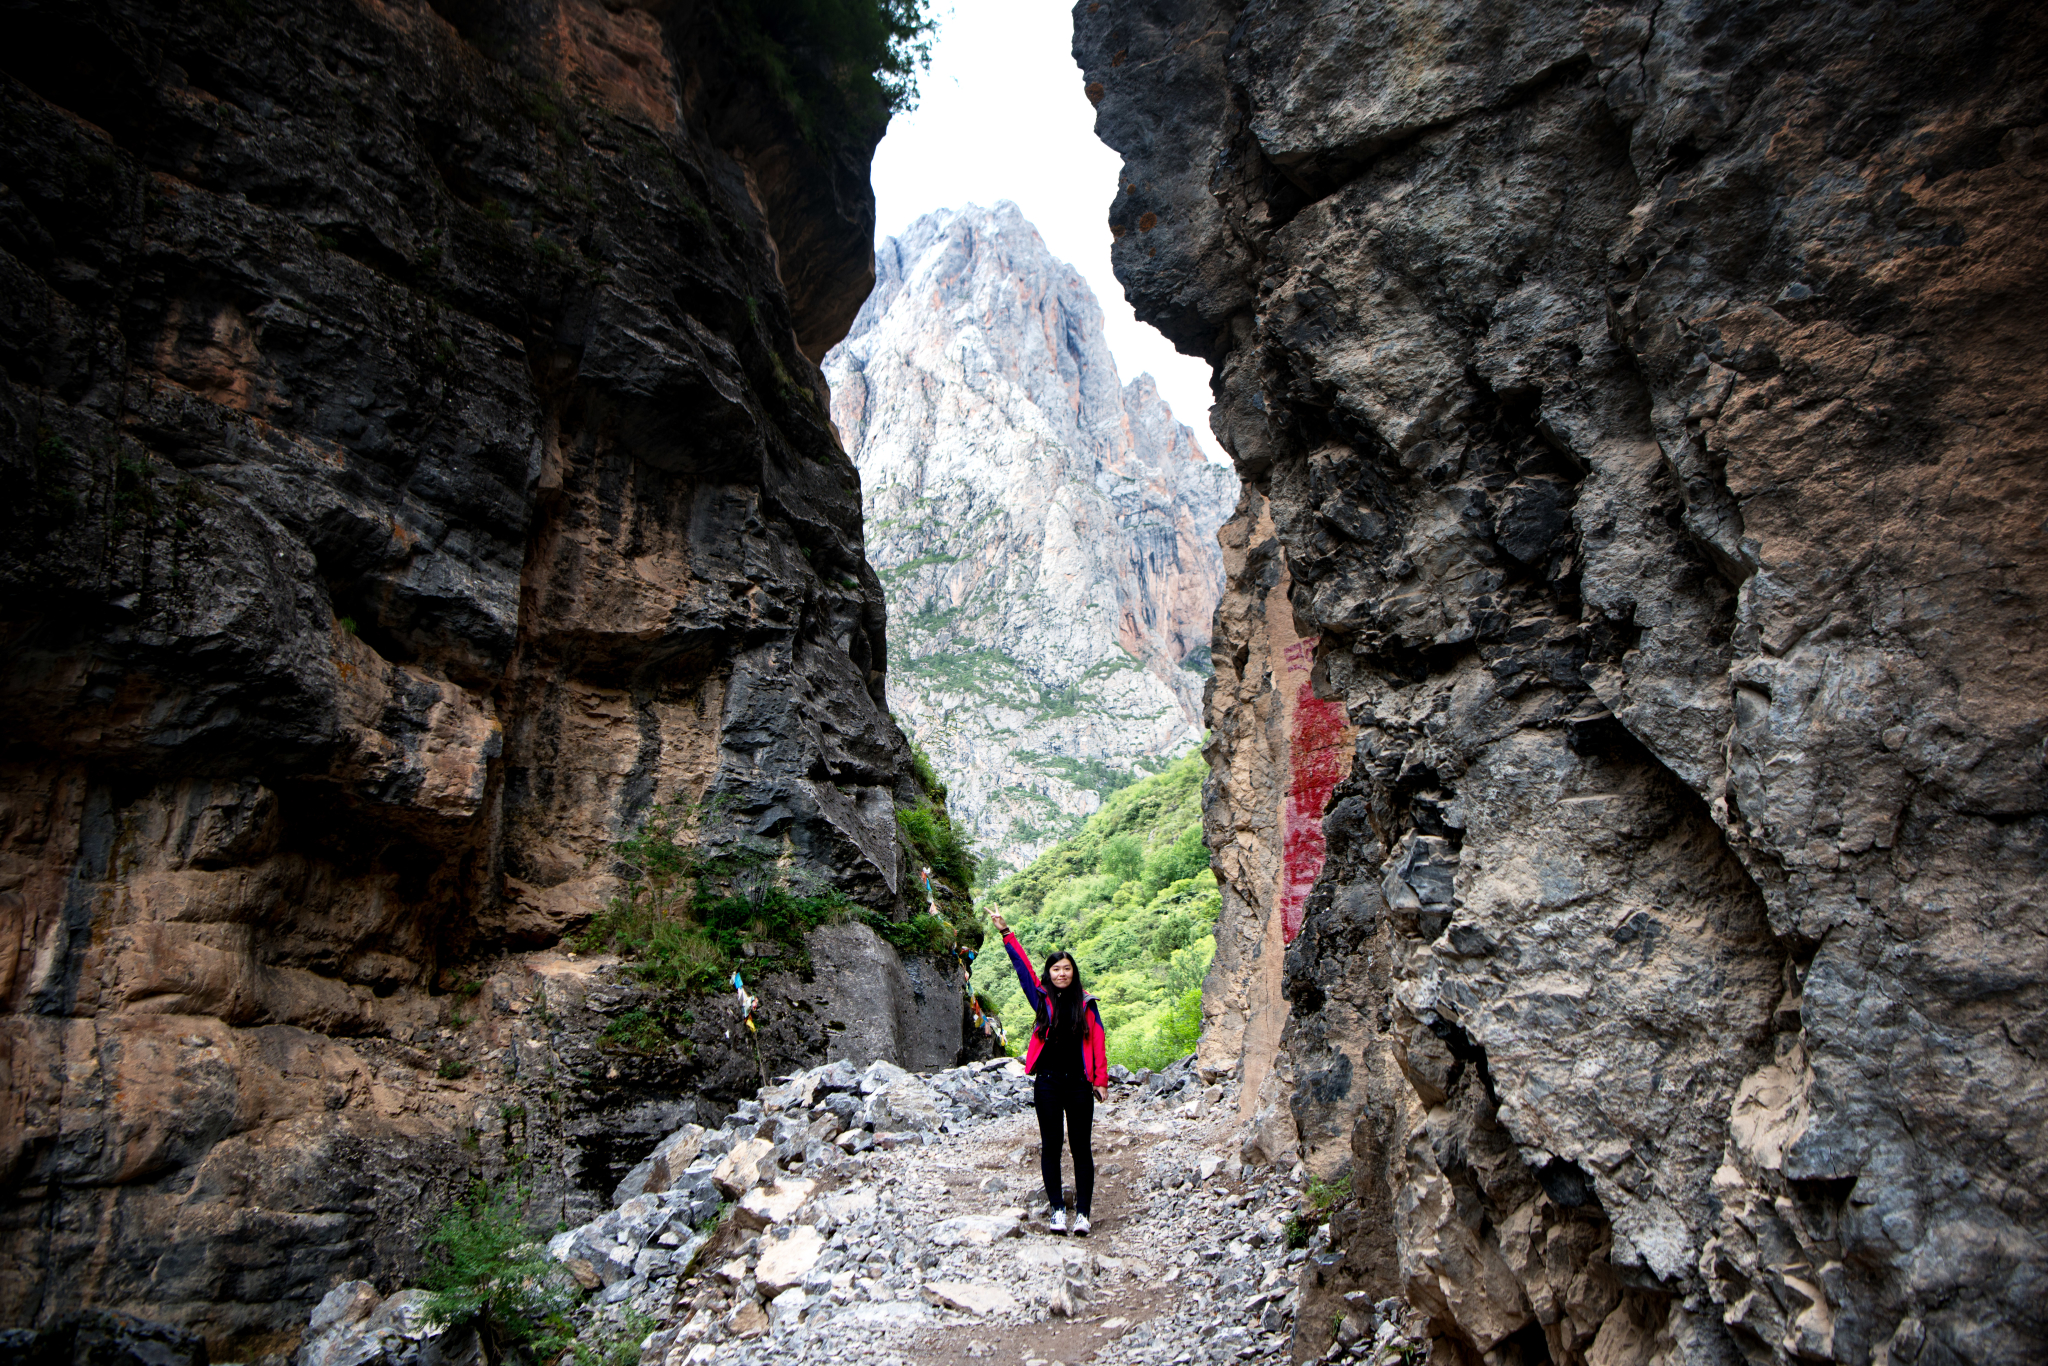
1072, 1213, 1092, 1237
1049, 1208, 1067, 1234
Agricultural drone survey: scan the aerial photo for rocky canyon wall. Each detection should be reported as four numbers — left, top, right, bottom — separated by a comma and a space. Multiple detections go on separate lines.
825, 203, 1236, 874
1079, 1, 2048, 1363
0, 0, 948, 1350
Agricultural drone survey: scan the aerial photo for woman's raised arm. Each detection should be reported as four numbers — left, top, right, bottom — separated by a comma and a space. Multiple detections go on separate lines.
993, 911, 1044, 1013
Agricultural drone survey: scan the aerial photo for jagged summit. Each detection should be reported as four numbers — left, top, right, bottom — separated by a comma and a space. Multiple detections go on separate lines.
826, 202, 1236, 874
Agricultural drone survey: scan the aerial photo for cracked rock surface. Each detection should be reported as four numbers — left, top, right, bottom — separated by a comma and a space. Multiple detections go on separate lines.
1077, 0, 2048, 1362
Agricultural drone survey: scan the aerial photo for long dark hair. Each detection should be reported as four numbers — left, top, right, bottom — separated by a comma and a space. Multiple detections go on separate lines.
1036, 951, 1086, 1038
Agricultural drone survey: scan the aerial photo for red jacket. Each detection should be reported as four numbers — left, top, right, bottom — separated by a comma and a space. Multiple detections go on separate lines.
1001, 931, 1108, 1088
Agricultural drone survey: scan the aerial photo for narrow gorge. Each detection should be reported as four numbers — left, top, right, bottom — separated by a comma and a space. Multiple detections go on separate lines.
1, 1, 2042, 1366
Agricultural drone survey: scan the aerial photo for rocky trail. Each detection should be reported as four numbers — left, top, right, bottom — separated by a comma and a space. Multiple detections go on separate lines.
300, 1059, 1425, 1366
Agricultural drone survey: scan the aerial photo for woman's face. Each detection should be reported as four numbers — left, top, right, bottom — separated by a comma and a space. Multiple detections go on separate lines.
1047, 958, 1075, 988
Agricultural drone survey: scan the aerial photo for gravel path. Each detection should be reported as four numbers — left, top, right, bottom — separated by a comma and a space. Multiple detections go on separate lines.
602, 1059, 1422, 1366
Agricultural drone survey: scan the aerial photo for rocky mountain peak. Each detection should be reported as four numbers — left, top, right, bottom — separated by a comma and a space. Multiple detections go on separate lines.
827, 202, 1237, 874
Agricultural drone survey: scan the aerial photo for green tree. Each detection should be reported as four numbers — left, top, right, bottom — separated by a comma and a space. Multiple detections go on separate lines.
1098, 833, 1143, 882
706, 0, 937, 147
421, 1181, 580, 1361
1143, 822, 1210, 895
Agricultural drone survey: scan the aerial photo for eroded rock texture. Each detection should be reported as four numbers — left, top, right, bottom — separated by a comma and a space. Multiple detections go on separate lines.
1079, 0, 2048, 1361
0, 0, 939, 1348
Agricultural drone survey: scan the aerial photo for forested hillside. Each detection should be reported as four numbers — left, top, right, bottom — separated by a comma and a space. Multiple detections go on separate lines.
970, 751, 1217, 1069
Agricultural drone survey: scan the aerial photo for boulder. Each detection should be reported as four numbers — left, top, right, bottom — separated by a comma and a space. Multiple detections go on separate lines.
614, 1123, 707, 1204
922, 1281, 1019, 1316
293, 1290, 482, 1366
711, 1137, 777, 1197
819, 1185, 879, 1225
734, 1179, 817, 1231
926, 1214, 1021, 1248
308, 1282, 381, 1337
813, 1059, 860, 1094
863, 1075, 942, 1133
820, 1092, 864, 1127
753, 1227, 827, 1296
362, 1291, 438, 1338
722, 1302, 768, 1340
859, 1059, 913, 1095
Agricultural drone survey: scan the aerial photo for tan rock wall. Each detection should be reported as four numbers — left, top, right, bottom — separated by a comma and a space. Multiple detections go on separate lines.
1200, 490, 1353, 1165
0, 0, 947, 1347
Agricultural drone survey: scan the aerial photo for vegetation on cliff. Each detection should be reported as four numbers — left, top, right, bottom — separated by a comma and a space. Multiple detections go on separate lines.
705, 0, 937, 145
970, 751, 1216, 1070
576, 785, 982, 1035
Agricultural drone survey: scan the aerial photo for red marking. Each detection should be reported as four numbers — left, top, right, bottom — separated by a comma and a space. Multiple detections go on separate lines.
1280, 667, 1350, 944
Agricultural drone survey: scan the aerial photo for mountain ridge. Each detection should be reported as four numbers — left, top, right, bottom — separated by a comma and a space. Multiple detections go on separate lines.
825, 201, 1237, 875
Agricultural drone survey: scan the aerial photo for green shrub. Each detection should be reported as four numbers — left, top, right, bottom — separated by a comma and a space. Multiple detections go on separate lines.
693, 886, 847, 964
858, 907, 954, 955
1143, 822, 1210, 896
904, 729, 947, 800
1151, 912, 1198, 960
438, 1058, 473, 1080
1306, 1171, 1354, 1214
599, 1009, 674, 1054
577, 896, 728, 992
695, 1200, 733, 1236
898, 804, 978, 888
994, 751, 1207, 916
1166, 939, 1214, 996
421, 1181, 580, 1358
572, 1309, 655, 1366
1107, 986, 1205, 1073
577, 794, 847, 989
971, 752, 1219, 1072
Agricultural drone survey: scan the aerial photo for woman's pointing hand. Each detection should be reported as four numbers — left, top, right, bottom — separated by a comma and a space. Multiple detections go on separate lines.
989, 909, 1009, 935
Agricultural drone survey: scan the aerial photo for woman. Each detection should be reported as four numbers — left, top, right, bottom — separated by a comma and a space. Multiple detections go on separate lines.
990, 908, 1108, 1235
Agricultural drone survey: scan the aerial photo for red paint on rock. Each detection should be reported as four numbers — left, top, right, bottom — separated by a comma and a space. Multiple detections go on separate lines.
1280, 647, 1350, 944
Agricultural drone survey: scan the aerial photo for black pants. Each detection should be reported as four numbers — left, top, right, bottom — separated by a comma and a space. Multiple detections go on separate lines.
1034, 1073, 1095, 1215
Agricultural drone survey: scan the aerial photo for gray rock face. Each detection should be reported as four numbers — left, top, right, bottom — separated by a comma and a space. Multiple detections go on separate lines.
824, 204, 1237, 873
0, 1312, 209, 1366
1079, 1, 2048, 1363
0, 0, 941, 1351
803, 921, 970, 1074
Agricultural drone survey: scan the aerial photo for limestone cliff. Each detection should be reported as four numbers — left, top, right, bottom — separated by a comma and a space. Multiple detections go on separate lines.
0, 0, 946, 1349
824, 203, 1236, 874
1079, 0, 2048, 1362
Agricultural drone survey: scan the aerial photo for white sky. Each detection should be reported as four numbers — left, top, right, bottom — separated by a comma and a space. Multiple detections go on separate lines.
870, 0, 1222, 459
